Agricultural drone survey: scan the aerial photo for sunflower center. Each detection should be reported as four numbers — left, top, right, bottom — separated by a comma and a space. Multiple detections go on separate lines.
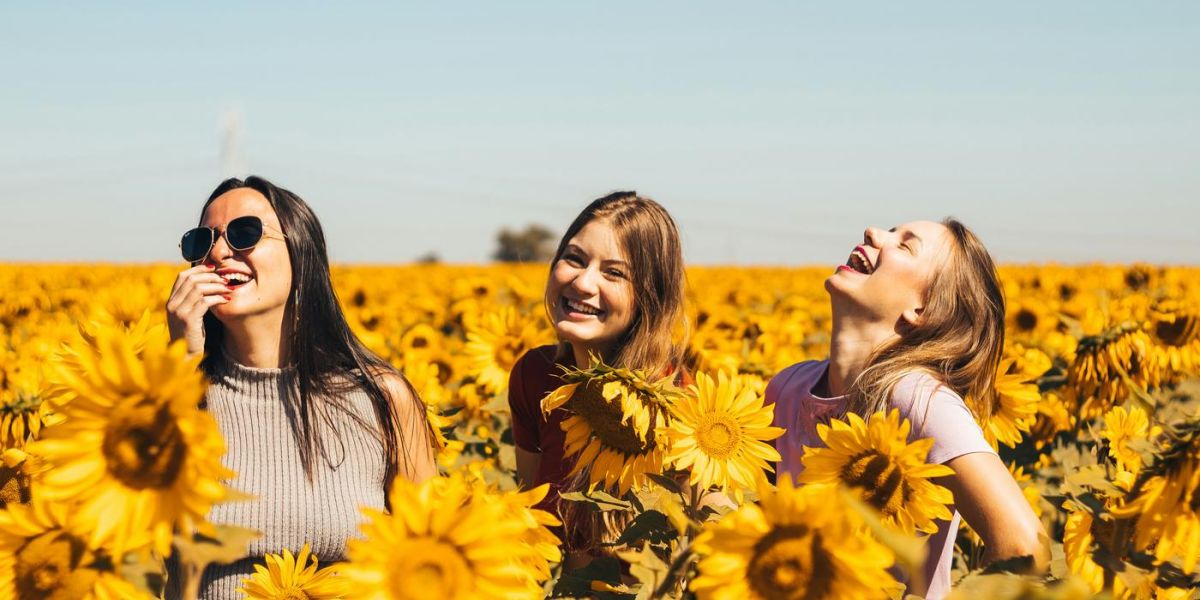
1015, 309, 1038, 332
1155, 314, 1197, 347
14, 530, 100, 600
747, 525, 833, 600
102, 400, 187, 490
841, 451, 908, 516
494, 342, 521, 373
0, 391, 42, 416
279, 588, 310, 600
696, 413, 742, 459
0, 463, 31, 505
571, 382, 652, 455
1124, 267, 1151, 290
391, 540, 471, 600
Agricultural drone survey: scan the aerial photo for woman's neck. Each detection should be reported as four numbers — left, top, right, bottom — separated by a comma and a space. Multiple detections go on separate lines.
570, 342, 613, 370
826, 313, 896, 397
222, 313, 291, 369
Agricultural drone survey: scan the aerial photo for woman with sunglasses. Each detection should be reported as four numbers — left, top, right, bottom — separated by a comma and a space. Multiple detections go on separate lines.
165, 176, 436, 599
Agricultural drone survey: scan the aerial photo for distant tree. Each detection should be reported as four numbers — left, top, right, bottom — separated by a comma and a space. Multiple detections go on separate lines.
493, 224, 557, 263
416, 251, 441, 264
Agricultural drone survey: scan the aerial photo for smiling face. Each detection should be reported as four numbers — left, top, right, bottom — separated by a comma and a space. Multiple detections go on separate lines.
200, 187, 293, 322
825, 220, 954, 328
545, 219, 637, 359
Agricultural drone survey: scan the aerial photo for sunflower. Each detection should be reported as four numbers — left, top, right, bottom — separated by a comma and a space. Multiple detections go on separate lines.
690, 477, 896, 600
0, 449, 42, 507
446, 382, 487, 423
59, 309, 165, 368
1062, 503, 1107, 595
1148, 299, 1200, 379
1062, 501, 1182, 599
28, 324, 232, 557
798, 409, 954, 536
340, 473, 560, 600
0, 496, 152, 600
1068, 321, 1158, 420
400, 361, 450, 450
1099, 405, 1157, 475
984, 359, 1041, 449
1111, 437, 1200, 573
397, 323, 444, 361
543, 360, 679, 495
463, 307, 549, 393
662, 371, 783, 500
490, 480, 563, 581
238, 542, 344, 600
0, 367, 56, 450
1030, 391, 1073, 441
1007, 298, 1056, 340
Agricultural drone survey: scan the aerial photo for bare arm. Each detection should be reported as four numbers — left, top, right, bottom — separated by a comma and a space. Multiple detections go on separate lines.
382, 374, 438, 484
515, 446, 542, 489
940, 452, 1049, 572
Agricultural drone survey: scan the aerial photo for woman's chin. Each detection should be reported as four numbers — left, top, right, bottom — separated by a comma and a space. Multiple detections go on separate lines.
554, 323, 609, 350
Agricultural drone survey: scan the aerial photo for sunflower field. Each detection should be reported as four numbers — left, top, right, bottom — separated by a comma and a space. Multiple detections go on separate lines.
2, 262, 1200, 599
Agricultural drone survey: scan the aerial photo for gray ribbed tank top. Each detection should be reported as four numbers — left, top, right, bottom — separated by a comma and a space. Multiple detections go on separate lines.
166, 358, 387, 599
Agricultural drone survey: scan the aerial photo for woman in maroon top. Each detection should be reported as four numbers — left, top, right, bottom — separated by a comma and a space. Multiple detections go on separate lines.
507, 191, 689, 548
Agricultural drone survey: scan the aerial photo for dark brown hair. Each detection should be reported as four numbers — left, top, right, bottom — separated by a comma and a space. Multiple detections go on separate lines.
198, 176, 430, 492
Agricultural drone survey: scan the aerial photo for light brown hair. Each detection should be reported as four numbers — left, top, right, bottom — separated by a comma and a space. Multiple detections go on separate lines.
847, 218, 1006, 422
546, 191, 689, 375
548, 191, 689, 556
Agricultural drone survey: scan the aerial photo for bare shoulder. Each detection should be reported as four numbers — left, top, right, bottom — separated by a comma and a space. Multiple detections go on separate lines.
362, 367, 420, 413
379, 371, 421, 408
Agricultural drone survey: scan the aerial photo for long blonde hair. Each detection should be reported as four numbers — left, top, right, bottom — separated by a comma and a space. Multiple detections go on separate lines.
547, 191, 689, 556
846, 218, 1006, 422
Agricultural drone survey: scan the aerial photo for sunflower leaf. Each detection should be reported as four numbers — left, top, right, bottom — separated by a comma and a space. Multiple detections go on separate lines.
1064, 464, 1123, 498
173, 524, 262, 571
645, 472, 684, 495
551, 555, 625, 597
120, 551, 166, 598
616, 541, 671, 600
611, 510, 677, 547
560, 490, 633, 512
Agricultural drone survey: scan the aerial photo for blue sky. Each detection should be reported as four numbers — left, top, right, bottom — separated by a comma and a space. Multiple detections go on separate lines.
2, 2, 1197, 264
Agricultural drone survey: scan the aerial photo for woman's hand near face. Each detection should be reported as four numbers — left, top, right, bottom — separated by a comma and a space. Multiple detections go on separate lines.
166, 264, 230, 358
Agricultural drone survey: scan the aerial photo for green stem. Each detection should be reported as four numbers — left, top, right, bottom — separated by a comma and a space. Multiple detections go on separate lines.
653, 542, 694, 599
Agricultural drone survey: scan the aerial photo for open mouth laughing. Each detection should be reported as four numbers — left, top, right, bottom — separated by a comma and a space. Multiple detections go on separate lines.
844, 246, 875, 275
562, 296, 603, 318
218, 268, 255, 289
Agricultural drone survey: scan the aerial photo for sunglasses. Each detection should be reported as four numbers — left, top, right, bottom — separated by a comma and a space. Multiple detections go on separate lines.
179, 215, 287, 263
